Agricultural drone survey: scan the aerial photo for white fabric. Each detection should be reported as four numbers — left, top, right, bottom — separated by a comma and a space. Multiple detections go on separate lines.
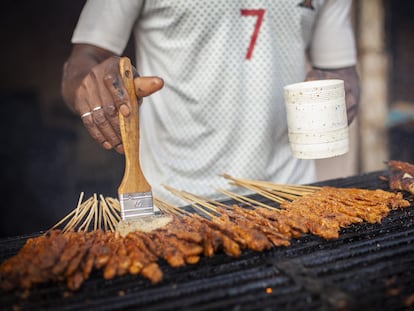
310, 0, 356, 68
72, 0, 356, 205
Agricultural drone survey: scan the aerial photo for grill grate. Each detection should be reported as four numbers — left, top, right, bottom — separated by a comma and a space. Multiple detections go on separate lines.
1, 171, 414, 311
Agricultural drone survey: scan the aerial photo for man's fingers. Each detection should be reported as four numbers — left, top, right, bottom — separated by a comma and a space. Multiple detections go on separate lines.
83, 74, 121, 150
104, 75, 163, 116
76, 80, 103, 143
75, 57, 163, 154
91, 106, 122, 149
77, 72, 122, 151
81, 113, 109, 147
103, 74, 131, 117
134, 76, 164, 97
97, 75, 123, 140
114, 144, 124, 154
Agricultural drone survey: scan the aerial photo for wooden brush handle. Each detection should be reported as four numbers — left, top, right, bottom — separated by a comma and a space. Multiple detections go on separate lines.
118, 57, 151, 194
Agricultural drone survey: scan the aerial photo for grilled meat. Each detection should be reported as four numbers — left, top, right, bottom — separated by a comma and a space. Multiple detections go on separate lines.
388, 160, 414, 195
0, 187, 409, 292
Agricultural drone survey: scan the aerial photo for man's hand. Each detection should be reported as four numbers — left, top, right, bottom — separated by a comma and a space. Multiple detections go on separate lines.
61, 44, 163, 153
305, 66, 360, 124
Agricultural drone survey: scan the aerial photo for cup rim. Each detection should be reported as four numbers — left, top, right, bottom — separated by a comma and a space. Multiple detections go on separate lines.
284, 79, 344, 92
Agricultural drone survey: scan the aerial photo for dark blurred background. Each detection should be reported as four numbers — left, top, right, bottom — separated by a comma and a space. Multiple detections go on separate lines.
0, 0, 413, 237
0, 0, 133, 237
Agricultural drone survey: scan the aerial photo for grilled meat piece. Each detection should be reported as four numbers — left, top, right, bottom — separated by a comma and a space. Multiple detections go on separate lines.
193, 214, 242, 257
219, 205, 291, 247
82, 230, 104, 279
215, 207, 273, 251
388, 160, 414, 195
103, 234, 123, 280
388, 160, 414, 177
67, 270, 84, 291
140, 262, 163, 284
124, 235, 145, 275
278, 187, 409, 239
123, 232, 164, 283
52, 232, 82, 276
161, 216, 203, 244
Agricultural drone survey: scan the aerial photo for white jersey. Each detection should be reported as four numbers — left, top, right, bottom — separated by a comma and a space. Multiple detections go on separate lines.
72, 0, 356, 205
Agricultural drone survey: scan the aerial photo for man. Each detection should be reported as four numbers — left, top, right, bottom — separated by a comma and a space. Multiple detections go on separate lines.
62, 0, 359, 205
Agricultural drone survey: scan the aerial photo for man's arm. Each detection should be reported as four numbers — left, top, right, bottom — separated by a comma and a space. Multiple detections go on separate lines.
61, 44, 163, 153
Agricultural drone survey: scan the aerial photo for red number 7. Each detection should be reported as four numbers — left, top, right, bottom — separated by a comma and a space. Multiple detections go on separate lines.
241, 9, 265, 60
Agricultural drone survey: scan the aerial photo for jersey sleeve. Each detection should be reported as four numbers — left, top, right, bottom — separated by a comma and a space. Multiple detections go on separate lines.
310, 0, 357, 69
71, 0, 143, 55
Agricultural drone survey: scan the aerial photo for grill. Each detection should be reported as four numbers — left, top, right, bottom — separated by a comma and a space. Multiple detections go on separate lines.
1, 171, 414, 310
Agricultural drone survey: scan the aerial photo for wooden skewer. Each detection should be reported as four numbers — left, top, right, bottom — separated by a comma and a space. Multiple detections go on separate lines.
228, 181, 287, 203
153, 197, 173, 212
93, 194, 99, 229
222, 174, 319, 197
101, 197, 120, 231
68, 194, 89, 230
97, 196, 103, 231
78, 194, 97, 231
48, 192, 85, 233
186, 192, 228, 208
63, 197, 93, 232
183, 196, 219, 217
104, 196, 121, 222
106, 197, 121, 211
180, 190, 225, 211
102, 198, 110, 232
156, 204, 177, 216
154, 197, 185, 216
266, 189, 301, 201
105, 197, 122, 230
163, 185, 218, 218
250, 181, 318, 192
216, 188, 279, 210
94, 194, 99, 231
47, 192, 85, 233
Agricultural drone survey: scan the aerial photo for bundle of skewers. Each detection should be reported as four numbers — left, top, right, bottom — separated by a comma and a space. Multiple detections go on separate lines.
0, 169, 411, 292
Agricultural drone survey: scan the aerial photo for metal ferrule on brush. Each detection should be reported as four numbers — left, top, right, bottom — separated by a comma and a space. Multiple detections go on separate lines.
119, 192, 154, 220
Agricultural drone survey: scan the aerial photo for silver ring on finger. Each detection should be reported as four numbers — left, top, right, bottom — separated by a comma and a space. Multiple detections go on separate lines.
80, 111, 92, 118
92, 106, 103, 112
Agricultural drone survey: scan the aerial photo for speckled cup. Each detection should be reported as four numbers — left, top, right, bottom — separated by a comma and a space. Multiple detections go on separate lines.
284, 79, 349, 159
